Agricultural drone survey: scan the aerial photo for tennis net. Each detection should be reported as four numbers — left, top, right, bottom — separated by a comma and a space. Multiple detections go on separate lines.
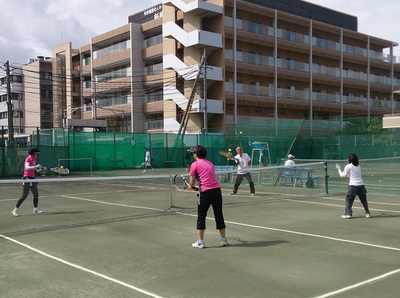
214, 161, 327, 189
0, 175, 176, 236
284, 157, 400, 196
327, 156, 400, 196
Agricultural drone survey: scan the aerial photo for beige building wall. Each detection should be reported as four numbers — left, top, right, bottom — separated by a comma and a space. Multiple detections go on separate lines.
52, 42, 79, 128
22, 58, 53, 134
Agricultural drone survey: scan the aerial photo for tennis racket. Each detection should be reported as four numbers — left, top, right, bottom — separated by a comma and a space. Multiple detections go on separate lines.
219, 150, 235, 160
173, 174, 199, 192
173, 174, 190, 191
40, 166, 70, 175
49, 167, 70, 175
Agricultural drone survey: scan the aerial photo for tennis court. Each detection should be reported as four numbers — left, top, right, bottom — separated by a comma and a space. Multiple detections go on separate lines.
1, 164, 400, 297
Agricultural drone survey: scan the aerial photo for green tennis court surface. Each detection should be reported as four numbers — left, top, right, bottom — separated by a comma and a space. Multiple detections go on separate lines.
1, 166, 399, 297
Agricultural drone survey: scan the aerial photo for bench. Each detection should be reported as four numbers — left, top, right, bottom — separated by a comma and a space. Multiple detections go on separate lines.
215, 165, 236, 183
277, 167, 319, 187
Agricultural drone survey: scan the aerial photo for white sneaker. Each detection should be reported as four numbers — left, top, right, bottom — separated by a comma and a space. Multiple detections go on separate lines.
192, 241, 205, 249
33, 208, 43, 214
152, 168, 155, 172
251, 193, 255, 196
143, 170, 147, 173
341, 214, 352, 219
221, 238, 228, 247
366, 213, 371, 218
231, 191, 236, 195
12, 208, 19, 217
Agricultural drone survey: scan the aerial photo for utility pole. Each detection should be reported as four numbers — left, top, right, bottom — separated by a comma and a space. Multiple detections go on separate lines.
5, 61, 15, 146
92, 77, 97, 120
233, 0, 237, 135
203, 48, 207, 135
91, 92, 97, 120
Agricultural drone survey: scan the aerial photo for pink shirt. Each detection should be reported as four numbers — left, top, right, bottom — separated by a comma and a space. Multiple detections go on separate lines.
23, 155, 36, 178
190, 159, 220, 192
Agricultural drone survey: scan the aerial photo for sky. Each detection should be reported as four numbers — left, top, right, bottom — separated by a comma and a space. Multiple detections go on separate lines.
1, 0, 400, 66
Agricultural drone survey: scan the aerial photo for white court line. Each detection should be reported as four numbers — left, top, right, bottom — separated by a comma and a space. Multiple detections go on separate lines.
314, 268, 400, 298
3, 195, 400, 297
173, 211, 400, 252
317, 195, 400, 206
285, 199, 400, 214
0, 234, 164, 298
64, 195, 400, 252
62, 195, 163, 212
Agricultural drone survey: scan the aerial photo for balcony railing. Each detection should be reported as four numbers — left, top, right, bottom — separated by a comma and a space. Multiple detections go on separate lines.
144, 119, 164, 130
94, 67, 132, 83
93, 40, 131, 59
225, 82, 398, 108
143, 35, 163, 48
224, 16, 399, 63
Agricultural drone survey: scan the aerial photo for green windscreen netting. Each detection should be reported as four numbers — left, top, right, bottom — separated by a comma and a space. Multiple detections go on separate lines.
1, 117, 399, 177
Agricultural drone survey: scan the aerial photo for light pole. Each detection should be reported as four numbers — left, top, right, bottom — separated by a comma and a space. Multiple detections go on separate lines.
4, 61, 15, 146
95, 106, 127, 132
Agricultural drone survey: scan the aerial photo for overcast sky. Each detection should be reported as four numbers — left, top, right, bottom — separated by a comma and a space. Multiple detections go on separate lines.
1, 0, 399, 66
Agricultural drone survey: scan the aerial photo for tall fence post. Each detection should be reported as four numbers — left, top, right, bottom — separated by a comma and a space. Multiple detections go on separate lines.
324, 162, 329, 194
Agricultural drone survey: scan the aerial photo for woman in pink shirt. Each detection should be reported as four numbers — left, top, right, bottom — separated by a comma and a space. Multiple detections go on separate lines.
189, 145, 227, 249
12, 147, 43, 217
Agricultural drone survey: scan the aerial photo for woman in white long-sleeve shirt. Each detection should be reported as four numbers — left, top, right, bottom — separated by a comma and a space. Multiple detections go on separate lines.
336, 153, 371, 219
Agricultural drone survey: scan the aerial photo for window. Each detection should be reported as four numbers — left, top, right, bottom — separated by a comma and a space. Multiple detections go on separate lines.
249, 21, 261, 34
249, 52, 261, 64
286, 59, 296, 70
40, 72, 52, 82
286, 30, 296, 42
236, 49, 243, 62
249, 81, 261, 95
41, 90, 52, 102
11, 75, 23, 83
0, 111, 8, 119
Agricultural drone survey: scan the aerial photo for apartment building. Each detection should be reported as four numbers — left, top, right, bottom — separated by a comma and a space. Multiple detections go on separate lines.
1, 57, 53, 140
0, 65, 24, 136
53, 0, 400, 134
22, 57, 54, 135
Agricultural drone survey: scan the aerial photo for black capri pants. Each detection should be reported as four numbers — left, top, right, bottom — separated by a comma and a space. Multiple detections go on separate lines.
196, 187, 226, 230
16, 177, 39, 208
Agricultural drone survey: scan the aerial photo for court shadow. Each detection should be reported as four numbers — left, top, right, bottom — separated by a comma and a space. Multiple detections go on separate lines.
44, 210, 94, 215
364, 213, 400, 219
231, 239, 289, 248
207, 238, 289, 248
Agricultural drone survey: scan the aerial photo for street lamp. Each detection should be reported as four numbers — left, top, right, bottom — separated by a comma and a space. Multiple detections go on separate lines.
63, 107, 82, 128
96, 106, 126, 132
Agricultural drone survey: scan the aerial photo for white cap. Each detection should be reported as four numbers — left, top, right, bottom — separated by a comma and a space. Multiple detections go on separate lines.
288, 154, 295, 159
228, 149, 232, 151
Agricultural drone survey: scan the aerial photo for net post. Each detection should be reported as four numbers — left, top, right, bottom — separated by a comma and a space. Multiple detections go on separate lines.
324, 162, 329, 194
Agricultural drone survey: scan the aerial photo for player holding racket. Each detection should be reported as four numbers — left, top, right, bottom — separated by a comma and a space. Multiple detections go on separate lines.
231, 146, 255, 196
143, 148, 155, 173
336, 153, 371, 219
12, 147, 43, 217
188, 145, 227, 249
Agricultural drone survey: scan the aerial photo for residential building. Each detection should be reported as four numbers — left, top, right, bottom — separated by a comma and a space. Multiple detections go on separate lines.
1, 57, 54, 141
53, 0, 400, 135
22, 56, 53, 135
0, 64, 24, 137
